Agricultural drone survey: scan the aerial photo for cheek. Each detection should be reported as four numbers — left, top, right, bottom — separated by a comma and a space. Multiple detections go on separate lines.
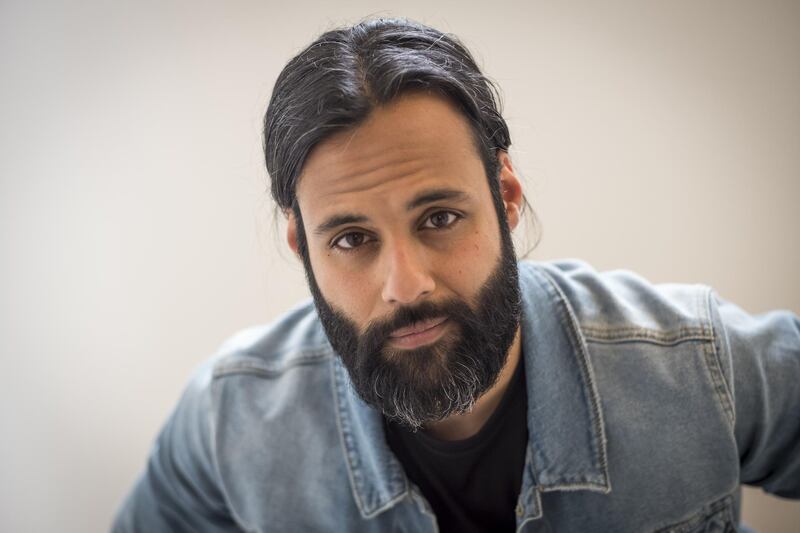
309, 246, 376, 320
440, 225, 502, 301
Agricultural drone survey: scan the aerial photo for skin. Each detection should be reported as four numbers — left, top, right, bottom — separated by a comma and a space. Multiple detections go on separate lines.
286, 92, 525, 440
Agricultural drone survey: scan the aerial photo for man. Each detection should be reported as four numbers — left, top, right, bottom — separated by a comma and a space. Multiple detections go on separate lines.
113, 18, 799, 532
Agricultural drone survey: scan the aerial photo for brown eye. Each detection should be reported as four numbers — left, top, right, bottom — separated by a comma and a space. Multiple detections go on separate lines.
333, 232, 371, 250
422, 211, 460, 229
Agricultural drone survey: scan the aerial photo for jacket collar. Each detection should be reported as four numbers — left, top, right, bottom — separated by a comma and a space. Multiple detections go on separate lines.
331, 261, 610, 520
517, 262, 610, 493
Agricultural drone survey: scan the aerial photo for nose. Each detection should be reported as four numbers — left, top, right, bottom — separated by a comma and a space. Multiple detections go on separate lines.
380, 239, 435, 305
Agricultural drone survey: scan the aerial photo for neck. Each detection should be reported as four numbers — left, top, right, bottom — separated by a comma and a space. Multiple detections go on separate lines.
423, 326, 522, 441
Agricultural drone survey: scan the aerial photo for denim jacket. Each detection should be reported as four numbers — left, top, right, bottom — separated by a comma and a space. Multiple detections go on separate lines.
113, 260, 800, 532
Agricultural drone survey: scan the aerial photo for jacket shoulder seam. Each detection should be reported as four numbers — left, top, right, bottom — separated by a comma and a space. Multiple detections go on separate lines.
211, 346, 333, 379
582, 326, 713, 345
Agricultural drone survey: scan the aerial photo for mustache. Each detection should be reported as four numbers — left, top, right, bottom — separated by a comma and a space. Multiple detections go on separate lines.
360, 299, 464, 352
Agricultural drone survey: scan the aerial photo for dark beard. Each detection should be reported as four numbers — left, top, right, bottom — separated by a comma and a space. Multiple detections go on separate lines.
295, 208, 521, 430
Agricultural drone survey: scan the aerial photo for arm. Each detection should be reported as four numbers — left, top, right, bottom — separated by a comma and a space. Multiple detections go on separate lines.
112, 360, 241, 532
711, 293, 800, 498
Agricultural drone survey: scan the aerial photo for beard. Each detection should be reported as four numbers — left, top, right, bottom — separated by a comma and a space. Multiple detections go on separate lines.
294, 206, 522, 430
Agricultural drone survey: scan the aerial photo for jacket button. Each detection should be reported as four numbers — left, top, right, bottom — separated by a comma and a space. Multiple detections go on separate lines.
516, 503, 524, 517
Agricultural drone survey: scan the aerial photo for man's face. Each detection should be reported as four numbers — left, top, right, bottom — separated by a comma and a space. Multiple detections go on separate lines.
289, 92, 523, 428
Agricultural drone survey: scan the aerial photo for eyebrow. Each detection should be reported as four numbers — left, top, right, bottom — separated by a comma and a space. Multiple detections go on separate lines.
313, 188, 470, 237
313, 213, 369, 236
405, 188, 469, 211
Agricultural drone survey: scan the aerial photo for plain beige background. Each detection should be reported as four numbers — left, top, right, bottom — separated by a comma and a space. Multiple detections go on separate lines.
1, 1, 797, 531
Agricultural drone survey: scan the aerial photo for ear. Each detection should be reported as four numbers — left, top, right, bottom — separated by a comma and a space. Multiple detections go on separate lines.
496, 150, 523, 231
285, 209, 301, 257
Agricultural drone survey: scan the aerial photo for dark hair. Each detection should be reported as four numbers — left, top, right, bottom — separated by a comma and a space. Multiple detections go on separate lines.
263, 18, 512, 212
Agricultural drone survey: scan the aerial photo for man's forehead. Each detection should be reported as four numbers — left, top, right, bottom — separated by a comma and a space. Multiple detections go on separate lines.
295, 93, 485, 212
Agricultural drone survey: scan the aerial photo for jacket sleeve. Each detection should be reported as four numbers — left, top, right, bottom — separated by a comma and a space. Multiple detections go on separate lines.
111, 360, 241, 532
711, 292, 800, 499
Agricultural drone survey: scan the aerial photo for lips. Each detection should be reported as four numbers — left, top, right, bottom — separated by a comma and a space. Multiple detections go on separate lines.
389, 317, 448, 338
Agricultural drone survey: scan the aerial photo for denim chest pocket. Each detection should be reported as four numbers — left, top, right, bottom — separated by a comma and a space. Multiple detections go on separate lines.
653, 495, 736, 533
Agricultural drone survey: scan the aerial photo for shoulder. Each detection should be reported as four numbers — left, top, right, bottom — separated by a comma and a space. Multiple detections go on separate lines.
209, 298, 334, 380
520, 259, 715, 343
518, 261, 743, 505
179, 299, 337, 426
174, 298, 336, 436
520, 258, 738, 436
164, 301, 355, 528
198, 299, 341, 464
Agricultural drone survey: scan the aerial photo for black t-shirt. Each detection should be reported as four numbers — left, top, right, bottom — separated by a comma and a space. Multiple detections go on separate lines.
384, 359, 528, 533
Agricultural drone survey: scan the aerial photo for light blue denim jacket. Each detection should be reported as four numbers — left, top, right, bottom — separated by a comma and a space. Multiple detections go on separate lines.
113, 260, 800, 532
